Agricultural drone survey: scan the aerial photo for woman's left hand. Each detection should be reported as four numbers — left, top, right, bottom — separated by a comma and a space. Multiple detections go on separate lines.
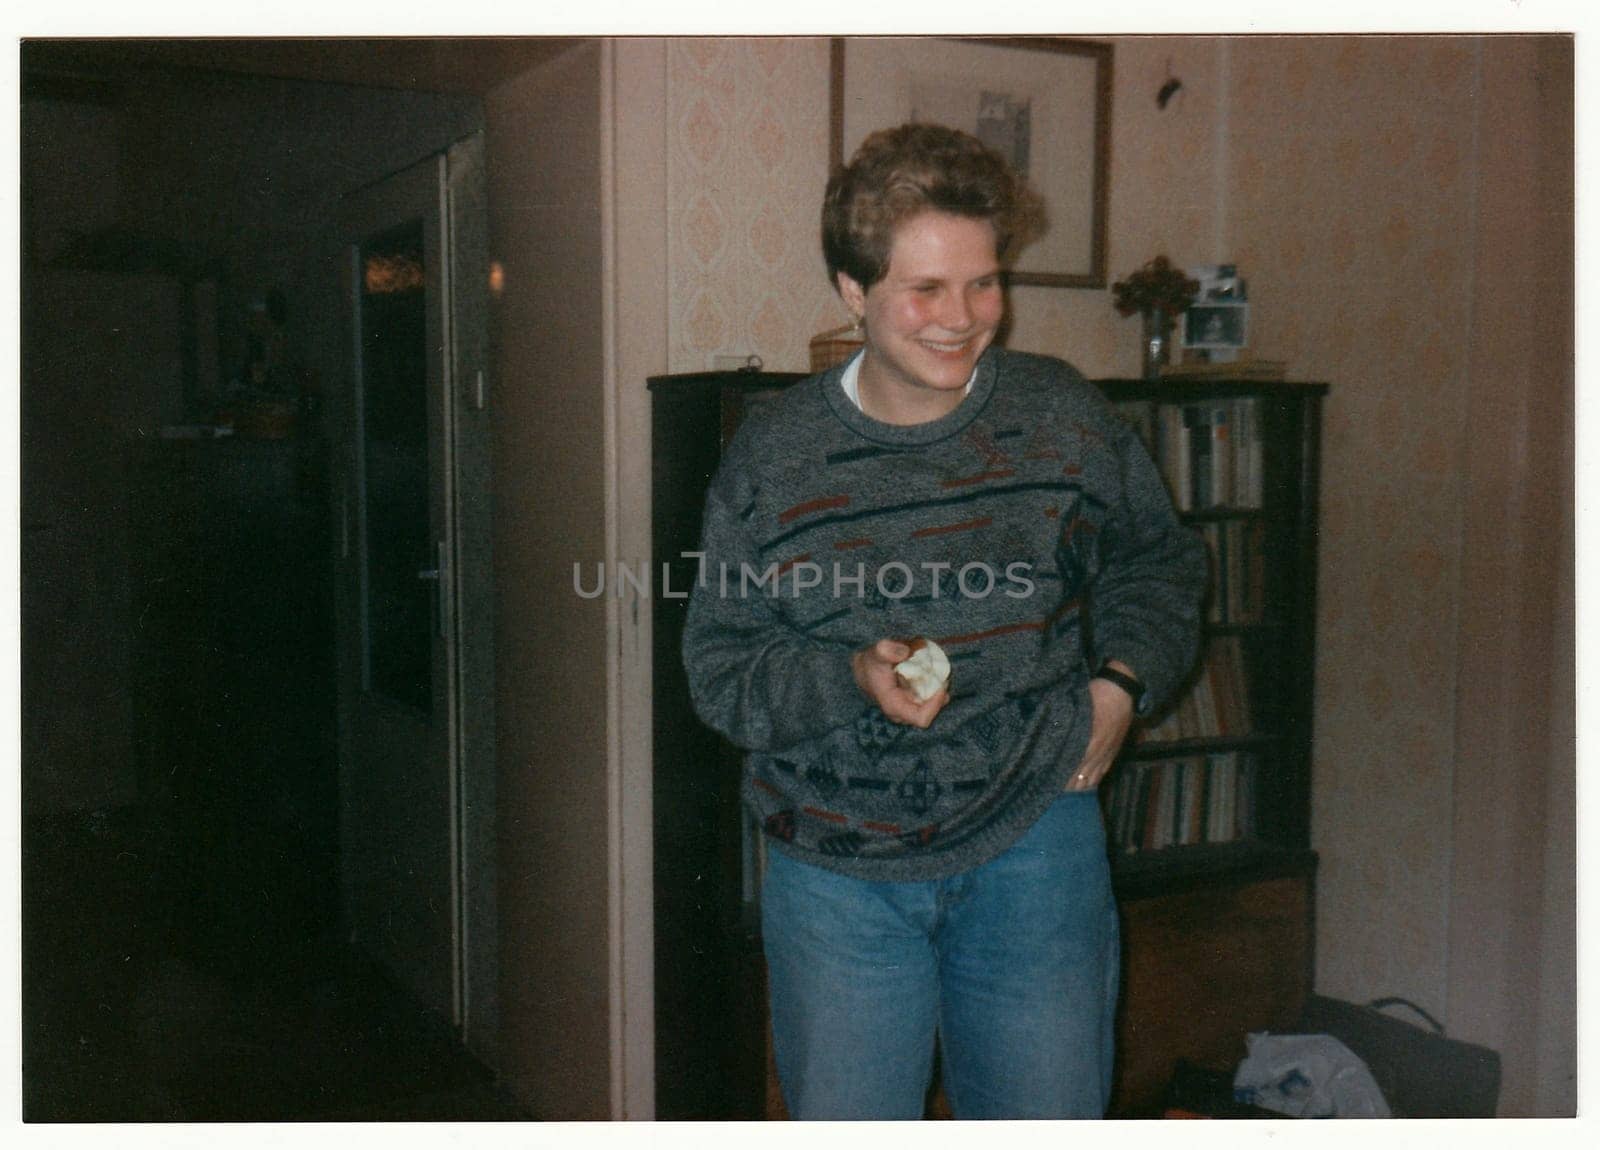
1065, 676, 1136, 791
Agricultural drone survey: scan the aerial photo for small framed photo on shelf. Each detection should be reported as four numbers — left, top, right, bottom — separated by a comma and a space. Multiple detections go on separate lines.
1182, 263, 1249, 358
1182, 303, 1249, 351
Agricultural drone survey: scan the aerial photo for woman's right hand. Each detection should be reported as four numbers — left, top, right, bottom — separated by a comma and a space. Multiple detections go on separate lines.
851, 639, 950, 728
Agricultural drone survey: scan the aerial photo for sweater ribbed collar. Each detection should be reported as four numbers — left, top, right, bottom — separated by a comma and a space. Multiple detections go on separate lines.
819, 347, 999, 448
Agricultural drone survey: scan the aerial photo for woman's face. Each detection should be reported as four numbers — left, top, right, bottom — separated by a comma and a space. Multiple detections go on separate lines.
837, 210, 1004, 423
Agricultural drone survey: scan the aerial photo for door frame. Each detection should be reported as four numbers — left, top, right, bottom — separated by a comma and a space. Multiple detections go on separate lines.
443, 132, 499, 1063
332, 135, 496, 1057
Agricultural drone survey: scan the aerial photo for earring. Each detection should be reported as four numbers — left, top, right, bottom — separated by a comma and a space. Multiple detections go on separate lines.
852, 313, 864, 333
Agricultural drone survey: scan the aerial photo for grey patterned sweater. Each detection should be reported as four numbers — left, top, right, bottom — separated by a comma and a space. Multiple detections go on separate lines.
682, 348, 1206, 881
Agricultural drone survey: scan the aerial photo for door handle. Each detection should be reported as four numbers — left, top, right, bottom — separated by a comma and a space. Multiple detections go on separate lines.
418, 540, 447, 638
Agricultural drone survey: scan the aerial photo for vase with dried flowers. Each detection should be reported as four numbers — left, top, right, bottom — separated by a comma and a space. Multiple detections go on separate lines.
1112, 256, 1201, 379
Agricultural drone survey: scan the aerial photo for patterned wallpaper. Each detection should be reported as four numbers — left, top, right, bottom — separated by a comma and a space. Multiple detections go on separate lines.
666, 38, 847, 373
1225, 36, 1479, 1011
661, 34, 1504, 1020
1007, 36, 1230, 376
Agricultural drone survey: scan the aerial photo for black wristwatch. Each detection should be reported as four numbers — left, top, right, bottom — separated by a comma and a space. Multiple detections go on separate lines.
1093, 662, 1146, 710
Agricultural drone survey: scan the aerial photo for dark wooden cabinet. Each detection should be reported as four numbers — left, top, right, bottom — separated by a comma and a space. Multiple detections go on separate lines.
648, 370, 1326, 1119
648, 371, 805, 1120
1112, 857, 1316, 1114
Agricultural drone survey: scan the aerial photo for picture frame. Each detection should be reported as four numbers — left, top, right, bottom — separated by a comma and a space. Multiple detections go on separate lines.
1182, 302, 1249, 351
829, 36, 1113, 289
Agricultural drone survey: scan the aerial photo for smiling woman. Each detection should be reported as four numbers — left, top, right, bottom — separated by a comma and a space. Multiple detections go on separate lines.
821, 123, 1034, 424
835, 211, 1003, 424
680, 120, 1207, 1120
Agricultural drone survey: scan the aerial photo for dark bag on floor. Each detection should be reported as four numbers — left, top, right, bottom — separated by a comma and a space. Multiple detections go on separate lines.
1295, 995, 1501, 1117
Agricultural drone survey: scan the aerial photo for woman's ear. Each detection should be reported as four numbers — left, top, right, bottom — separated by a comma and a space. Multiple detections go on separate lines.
835, 271, 867, 321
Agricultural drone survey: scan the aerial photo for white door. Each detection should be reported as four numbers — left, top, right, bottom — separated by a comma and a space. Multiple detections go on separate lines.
335, 139, 490, 1033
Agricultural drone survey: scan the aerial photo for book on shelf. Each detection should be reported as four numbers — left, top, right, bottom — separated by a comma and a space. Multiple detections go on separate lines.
1104, 751, 1260, 855
1204, 754, 1235, 843
1119, 397, 1264, 512
1200, 519, 1269, 624
1181, 759, 1204, 846
1139, 635, 1254, 744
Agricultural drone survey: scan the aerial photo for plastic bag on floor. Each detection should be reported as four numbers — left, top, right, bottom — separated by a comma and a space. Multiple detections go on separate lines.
1232, 1031, 1392, 1118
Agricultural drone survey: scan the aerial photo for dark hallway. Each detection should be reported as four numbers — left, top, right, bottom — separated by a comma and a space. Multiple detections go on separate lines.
19, 341, 524, 1121
22, 804, 528, 1121
19, 40, 538, 1122
20, 445, 524, 1120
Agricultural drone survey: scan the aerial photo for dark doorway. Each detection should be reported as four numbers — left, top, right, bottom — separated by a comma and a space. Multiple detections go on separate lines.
19, 39, 519, 1121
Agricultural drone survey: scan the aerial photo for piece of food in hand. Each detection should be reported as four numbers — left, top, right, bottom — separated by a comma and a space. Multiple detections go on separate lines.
894, 637, 951, 703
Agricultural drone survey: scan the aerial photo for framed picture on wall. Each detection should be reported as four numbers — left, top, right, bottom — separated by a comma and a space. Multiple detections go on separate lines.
829, 36, 1113, 288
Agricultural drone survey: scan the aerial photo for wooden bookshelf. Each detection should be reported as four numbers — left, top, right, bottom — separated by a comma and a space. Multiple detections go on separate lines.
1098, 377, 1326, 1113
1100, 378, 1324, 866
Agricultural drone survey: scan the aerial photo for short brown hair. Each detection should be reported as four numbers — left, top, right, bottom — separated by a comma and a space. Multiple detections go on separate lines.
822, 122, 1038, 290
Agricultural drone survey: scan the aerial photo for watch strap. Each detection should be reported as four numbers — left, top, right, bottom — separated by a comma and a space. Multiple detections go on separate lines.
1093, 663, 1146, 707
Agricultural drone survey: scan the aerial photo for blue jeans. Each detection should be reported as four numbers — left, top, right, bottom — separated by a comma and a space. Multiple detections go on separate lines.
760, 793, 1119, 1120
